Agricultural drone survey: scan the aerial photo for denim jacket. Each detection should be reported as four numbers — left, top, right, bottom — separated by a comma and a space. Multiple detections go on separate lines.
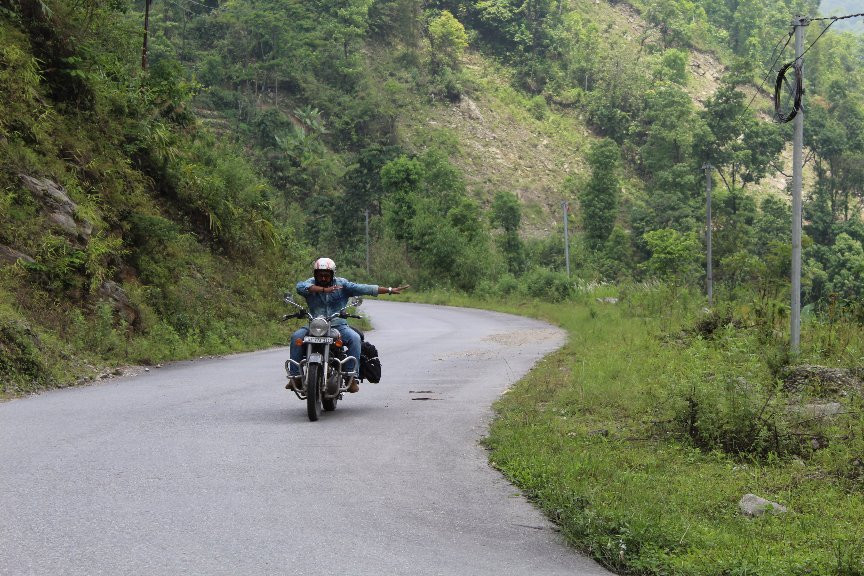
295, 277, 379, 325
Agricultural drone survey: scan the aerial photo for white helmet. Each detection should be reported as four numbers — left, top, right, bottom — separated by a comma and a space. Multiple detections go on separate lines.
313, 257, 336, 273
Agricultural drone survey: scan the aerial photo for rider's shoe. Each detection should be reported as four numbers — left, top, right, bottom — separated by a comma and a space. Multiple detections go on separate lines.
346, 376, 359, 393
286, 376, 302, 390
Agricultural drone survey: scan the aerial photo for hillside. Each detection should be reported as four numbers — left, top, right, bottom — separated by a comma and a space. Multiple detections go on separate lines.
2, 0, 863, 394
0, 6, 307, 394
397, 0, 804, 236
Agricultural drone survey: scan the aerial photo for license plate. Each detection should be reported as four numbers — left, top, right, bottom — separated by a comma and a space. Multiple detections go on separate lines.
304, 336, 333, 344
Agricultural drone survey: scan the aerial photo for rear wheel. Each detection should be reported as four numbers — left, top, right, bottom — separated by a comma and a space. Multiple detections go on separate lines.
306, 364, 322, 421
323, 396, 338, 411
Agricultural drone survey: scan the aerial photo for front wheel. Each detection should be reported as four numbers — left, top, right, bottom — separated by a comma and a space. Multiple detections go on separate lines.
306, 363, 322, 421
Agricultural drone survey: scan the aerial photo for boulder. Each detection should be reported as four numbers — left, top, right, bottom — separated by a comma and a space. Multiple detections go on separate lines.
782, 364, 863, 397
0, 245, 35, 266
798, 402, 845, 418
18, 174, 93, 241
739, 494, 787, 517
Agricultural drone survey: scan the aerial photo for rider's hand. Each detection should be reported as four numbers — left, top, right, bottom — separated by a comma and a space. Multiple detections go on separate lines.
388, 284, 410, 295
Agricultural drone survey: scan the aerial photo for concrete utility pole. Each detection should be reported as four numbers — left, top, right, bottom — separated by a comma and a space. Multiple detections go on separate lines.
703, 163, 713, 307
791, 17, 805, 353
141, 0, 151, 69
562, 201, 570, 277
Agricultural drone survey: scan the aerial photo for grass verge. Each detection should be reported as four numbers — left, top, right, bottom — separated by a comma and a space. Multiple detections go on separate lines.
403, 287, 864, 575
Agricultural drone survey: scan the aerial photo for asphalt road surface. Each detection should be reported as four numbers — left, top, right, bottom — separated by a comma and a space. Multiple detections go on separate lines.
0, 300, 614, 576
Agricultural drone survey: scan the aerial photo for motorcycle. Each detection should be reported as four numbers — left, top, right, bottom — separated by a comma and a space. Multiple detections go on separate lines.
282, 294, 364, 421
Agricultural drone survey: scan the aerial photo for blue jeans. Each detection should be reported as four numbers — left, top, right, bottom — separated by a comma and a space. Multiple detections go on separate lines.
288, 325, 361, 377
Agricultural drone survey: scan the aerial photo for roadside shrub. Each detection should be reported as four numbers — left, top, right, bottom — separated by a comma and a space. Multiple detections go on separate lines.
128, 320, 184, 365
66, 303, 124, 357
520, 267, 573, 302
528, 94, 548, 120
0, 316, 51, 394
669, 373, 795, 457
474, 272, 519, 299
496, 272, 519, 296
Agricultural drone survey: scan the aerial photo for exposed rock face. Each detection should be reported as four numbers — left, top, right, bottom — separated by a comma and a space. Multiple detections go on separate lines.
18, 174, 93, 242
0, 245, 35, 266
459, 97, 484, 122
739, 494, 788, 517
98, 281, 138, 326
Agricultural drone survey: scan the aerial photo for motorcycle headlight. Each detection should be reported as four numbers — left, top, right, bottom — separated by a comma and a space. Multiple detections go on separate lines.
309, 317, 329, 337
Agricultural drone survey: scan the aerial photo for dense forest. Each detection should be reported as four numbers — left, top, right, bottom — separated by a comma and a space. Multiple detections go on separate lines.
1, 0, 863, 389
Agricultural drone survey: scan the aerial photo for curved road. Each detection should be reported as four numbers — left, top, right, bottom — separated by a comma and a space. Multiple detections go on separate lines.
0, 301, 612, 576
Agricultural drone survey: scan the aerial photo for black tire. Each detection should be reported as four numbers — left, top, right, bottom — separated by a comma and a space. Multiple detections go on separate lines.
306, 364, 322, 421
323, 396, 338, 411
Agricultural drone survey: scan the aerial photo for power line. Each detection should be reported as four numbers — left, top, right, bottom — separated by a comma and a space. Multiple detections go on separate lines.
809, 12, 864, 23
793, 19, 837, 63
759, 12, 863, 117
771, 12, 858, 123
773, 58, 801, 122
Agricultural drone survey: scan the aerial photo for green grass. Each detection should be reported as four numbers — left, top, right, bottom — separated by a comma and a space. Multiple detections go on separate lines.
404, 287, 864, 575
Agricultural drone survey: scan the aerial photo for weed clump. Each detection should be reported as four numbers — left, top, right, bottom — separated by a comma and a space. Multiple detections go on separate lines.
659, 310, 864, 466
0, 316, 52, 394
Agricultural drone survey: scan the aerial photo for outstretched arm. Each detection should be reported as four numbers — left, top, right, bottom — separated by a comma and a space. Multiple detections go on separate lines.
376, 284, 410, 295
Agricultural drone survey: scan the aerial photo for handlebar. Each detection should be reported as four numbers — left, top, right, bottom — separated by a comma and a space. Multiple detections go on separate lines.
283, 294, 362, 322
281, 311, 307, 321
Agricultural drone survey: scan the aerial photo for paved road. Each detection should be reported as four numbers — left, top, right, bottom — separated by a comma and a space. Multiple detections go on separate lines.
0, 300, 613, 576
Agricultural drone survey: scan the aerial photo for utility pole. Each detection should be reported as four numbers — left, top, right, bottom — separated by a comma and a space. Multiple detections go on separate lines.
141, 0, 151, 70
365, 208, 370, 275
703, 163, 713, 307
562, 201, 570, 277
791, 16, 805, 353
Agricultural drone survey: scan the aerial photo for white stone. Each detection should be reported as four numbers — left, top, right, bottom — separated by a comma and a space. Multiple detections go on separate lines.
739, 494, 787, 517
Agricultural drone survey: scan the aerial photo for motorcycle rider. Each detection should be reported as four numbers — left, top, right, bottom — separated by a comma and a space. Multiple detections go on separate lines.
286, 257, 408, 393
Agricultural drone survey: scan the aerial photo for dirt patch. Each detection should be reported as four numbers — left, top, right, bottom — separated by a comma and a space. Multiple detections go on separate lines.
483, 328, 562, 347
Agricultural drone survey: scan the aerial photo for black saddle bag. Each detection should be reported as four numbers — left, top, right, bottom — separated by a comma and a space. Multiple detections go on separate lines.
359, 340, 381, 383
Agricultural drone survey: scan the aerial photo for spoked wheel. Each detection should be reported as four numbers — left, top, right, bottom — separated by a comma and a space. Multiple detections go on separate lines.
306, 364, 322, 421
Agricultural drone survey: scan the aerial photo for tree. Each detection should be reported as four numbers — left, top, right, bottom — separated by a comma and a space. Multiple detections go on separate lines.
753, 196, 790, 255
645, 0, 700, 48
600, 226, 634, 281
428, 10, 468, 71
805, 92, 864, 225
368, 0, 423, 45
491, 190, 525, 274
824, 233, 864, 301
470, 0, 560, 90
641, 228, 702, 285
491, 190, 521, 233
381, 155, 424, 241
655, 49, 689, 85
641, 84, 694, 172
579, 139, 621, 250
698, 80, 784, 195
